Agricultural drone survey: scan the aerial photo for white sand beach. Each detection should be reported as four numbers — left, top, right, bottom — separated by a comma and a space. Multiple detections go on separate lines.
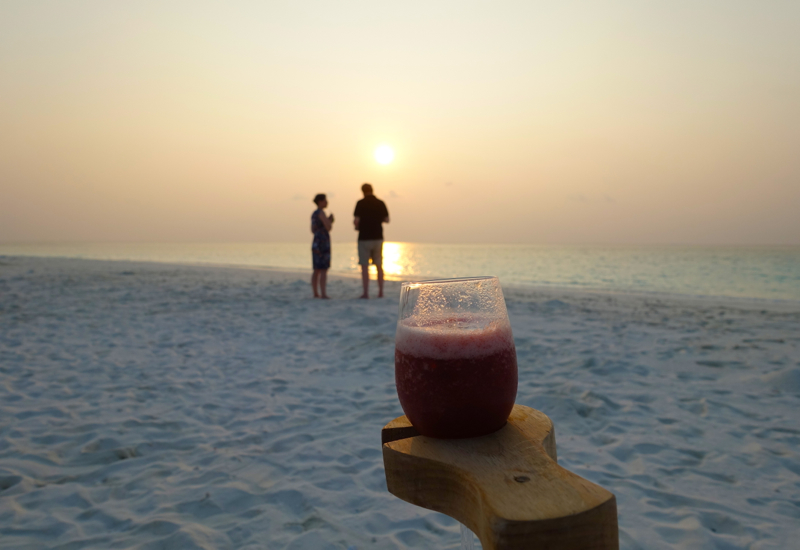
1, 256, 798, 549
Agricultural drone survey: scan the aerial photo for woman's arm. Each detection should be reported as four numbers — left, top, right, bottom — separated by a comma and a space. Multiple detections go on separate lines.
320, 211, 333, 231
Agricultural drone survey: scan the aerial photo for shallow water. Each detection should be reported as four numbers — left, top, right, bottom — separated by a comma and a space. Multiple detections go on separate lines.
2, 242, 799, 301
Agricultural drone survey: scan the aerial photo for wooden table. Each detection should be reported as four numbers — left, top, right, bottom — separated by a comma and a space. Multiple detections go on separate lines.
382, 405, 618, 549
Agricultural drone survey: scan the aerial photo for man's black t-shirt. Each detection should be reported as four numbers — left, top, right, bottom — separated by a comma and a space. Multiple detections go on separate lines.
354, 195, 389, 241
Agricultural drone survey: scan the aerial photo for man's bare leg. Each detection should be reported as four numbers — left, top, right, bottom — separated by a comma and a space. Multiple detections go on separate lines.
360, 265, 370, 299
376, 265, 384, 298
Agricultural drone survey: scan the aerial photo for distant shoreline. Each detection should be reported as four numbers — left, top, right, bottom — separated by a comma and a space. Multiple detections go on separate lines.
3, 254, 799, 312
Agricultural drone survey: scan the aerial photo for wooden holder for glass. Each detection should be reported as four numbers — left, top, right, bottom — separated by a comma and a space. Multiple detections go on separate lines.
382, 405, 618, 549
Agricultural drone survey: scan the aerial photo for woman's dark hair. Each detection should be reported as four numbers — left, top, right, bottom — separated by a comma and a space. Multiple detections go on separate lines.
313, 193, 326, 205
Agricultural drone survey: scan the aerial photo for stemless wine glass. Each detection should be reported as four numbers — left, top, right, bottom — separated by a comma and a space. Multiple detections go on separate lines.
394, 276, 518, 439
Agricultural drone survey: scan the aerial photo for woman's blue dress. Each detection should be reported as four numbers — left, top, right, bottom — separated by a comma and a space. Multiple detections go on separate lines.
311, 208, 331, 270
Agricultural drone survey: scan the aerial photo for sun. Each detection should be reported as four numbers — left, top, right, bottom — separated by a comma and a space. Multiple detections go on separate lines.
374, 145, 395, 165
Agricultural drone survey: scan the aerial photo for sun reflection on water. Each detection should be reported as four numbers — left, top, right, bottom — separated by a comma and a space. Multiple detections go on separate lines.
383, 242, 414, 278
348, 242, 417, 280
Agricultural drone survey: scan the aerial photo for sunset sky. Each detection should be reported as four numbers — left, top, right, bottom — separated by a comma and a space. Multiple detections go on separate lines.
2, 1, 798, 245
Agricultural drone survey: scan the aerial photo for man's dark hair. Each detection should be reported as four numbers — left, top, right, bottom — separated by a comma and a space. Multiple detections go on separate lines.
361, 183, 373, 195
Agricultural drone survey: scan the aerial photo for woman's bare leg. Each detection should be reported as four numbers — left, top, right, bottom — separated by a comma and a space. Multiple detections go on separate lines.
320, 269, 329, 299
311, 270, 321, 297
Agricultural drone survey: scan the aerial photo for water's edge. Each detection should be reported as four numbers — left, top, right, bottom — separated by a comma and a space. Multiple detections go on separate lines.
1, 242, 799, 303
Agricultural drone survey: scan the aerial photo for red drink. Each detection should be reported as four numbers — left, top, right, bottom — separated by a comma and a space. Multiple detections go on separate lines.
395, 315, 518, 438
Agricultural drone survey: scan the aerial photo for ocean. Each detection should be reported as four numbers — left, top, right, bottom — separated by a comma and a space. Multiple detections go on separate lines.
1, 242, 799, 302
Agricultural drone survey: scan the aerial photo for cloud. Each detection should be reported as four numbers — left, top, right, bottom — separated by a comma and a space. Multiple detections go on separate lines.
568, 193, 615, 204
292, 192, 335, 201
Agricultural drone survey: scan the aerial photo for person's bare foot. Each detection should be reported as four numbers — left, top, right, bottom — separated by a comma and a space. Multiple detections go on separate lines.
359, 294, 369, 299
320, 295, 330, 299
313, 295, 320, 298
378, 293, 384, 298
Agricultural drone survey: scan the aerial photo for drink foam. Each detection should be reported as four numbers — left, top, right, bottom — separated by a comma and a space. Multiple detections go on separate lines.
395, 314, 515, 360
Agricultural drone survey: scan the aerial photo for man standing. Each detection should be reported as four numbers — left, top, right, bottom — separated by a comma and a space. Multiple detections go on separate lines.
353, 183, 390, 299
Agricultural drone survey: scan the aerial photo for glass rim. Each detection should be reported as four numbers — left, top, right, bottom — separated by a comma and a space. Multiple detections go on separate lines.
400, 276, 497, 287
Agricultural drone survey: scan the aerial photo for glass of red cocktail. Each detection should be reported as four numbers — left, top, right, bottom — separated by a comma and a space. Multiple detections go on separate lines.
394, 276, 518, 439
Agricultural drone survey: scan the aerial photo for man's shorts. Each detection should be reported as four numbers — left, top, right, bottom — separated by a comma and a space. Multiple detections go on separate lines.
358, 239, 383, 266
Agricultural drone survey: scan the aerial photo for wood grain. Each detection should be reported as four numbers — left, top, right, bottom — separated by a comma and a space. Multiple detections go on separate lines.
382, 405, 618, 549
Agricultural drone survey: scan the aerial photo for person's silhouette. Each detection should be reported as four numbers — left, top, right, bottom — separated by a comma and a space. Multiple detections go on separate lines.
311, 193, 334, 298
353, 183, 389, 298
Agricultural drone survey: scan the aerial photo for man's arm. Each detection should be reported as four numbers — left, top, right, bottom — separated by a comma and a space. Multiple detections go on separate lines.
354, 200, 361, 231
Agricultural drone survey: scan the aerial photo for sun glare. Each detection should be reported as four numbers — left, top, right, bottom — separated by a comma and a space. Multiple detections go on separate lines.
351, 242, 415, 278
381, 241, 404, 276
374, 145, 395, 165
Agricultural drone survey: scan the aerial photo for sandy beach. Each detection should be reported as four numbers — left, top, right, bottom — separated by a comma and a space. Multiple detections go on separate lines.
1, 256, 798, 549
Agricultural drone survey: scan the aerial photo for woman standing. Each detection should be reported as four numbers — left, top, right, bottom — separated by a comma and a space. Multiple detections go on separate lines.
311, 193, 334, 298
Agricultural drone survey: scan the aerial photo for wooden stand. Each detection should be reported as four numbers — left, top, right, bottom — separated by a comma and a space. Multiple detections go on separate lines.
382, 405, 618, 549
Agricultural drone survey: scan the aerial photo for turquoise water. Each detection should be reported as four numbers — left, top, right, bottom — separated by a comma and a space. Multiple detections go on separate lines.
1, 242, 799, 302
